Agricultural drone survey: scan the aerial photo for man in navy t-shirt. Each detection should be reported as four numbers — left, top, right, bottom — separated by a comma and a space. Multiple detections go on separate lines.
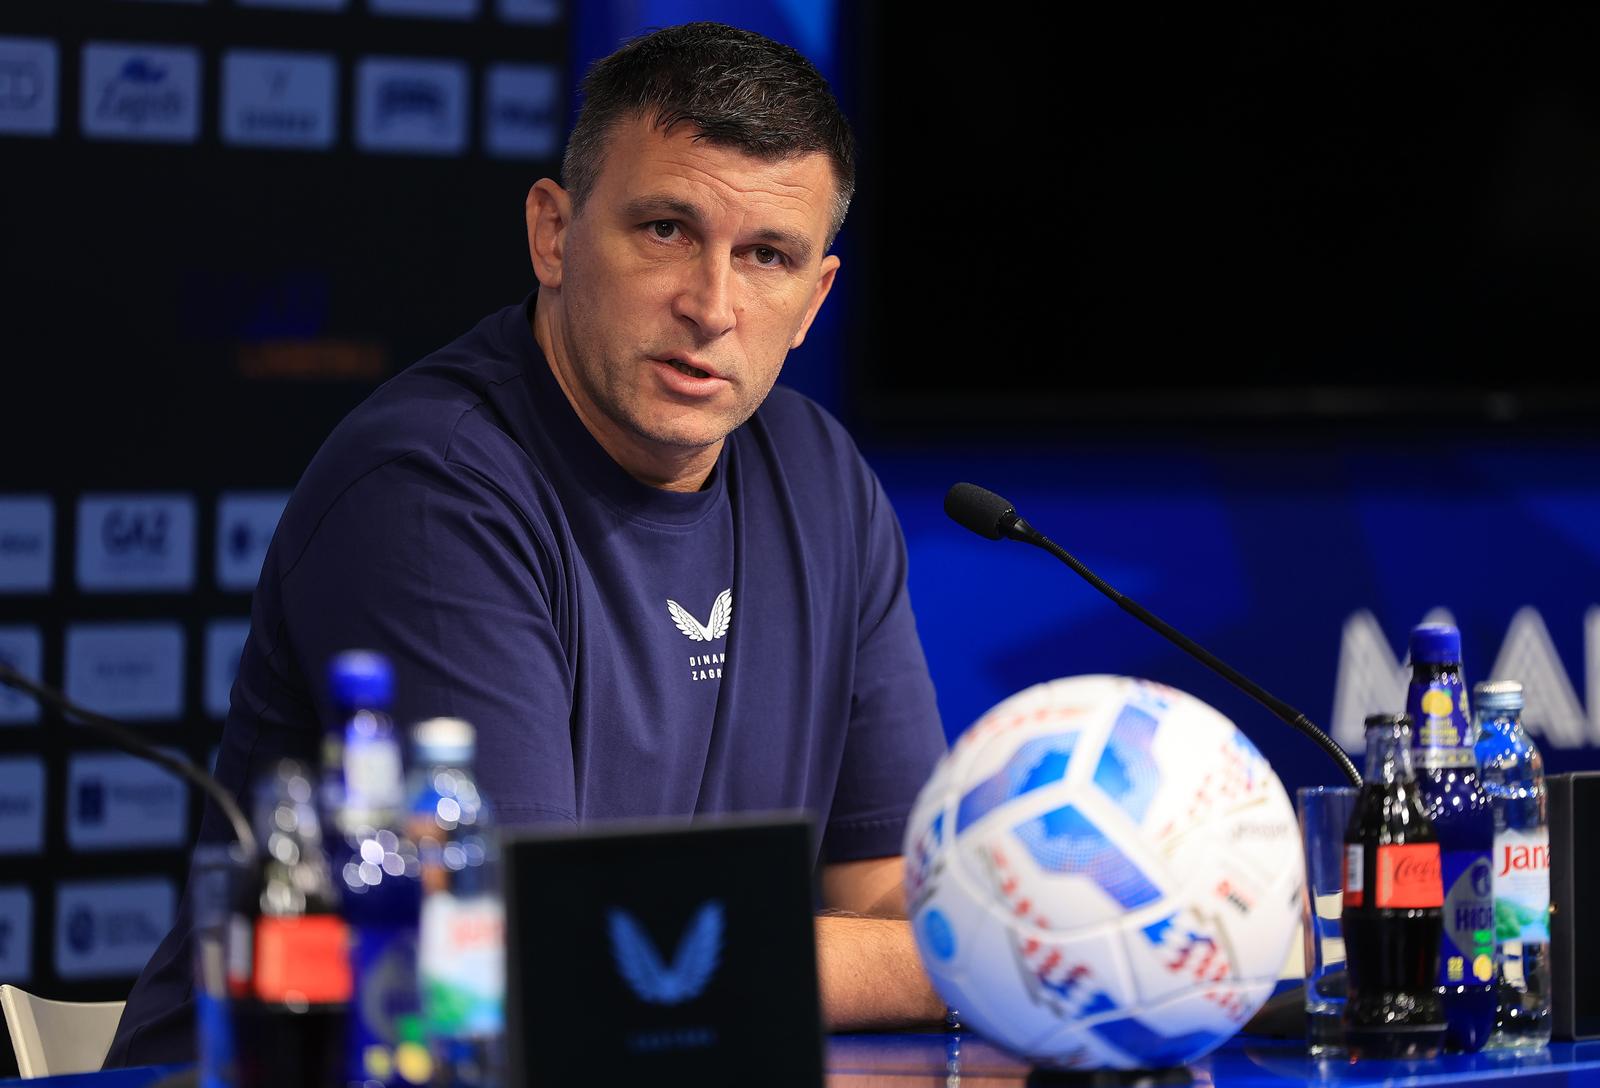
109, 22, 949, 1064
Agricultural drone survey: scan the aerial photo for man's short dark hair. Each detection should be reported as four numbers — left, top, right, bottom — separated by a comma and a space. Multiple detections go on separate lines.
563, 22, 857, 249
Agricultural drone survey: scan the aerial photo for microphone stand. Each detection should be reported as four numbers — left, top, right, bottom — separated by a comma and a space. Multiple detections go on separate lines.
946, 482, 1362, 787
0, 661, 258, 858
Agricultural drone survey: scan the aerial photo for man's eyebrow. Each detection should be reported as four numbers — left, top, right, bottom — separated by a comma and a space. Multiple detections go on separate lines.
621, 194, 815, 267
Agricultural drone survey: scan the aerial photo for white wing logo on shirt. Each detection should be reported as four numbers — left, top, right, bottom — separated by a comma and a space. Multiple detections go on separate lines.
667, 589, 732, 642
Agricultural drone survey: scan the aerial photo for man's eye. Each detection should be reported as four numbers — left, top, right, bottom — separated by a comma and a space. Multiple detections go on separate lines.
649, 221, 679, 240
752, 245, 785, 267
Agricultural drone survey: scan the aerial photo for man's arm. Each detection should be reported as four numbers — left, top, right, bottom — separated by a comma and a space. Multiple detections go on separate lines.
815, 856, 946, 1031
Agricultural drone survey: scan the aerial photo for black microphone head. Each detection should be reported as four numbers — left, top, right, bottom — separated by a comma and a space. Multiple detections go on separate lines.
945, 482, 1018, 540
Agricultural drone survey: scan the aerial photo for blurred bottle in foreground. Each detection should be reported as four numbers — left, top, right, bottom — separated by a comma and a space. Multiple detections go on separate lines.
1474, 680, 1553, 1051
1343, 713, 1446, 1060
228, 759, 350, 1088
1407, 623, 1495, 1052
409, 718, 505, 1088
329, 651, 429, 1088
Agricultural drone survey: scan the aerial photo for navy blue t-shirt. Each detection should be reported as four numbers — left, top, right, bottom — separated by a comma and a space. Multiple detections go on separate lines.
108, 298, 946, 1064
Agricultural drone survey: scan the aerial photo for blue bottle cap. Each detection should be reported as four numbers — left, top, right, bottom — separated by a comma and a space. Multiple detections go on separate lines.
328, 650, 393, 710
1409, 623, 1461, 665
1474, 680, 1524, 713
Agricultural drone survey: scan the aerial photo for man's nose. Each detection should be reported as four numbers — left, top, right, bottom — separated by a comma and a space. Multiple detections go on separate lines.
672, 255, 737, 338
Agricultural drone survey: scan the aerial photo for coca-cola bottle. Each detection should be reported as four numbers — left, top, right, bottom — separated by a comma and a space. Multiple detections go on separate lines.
228, 758, 351, 1088
1342, 713, 1447, 1060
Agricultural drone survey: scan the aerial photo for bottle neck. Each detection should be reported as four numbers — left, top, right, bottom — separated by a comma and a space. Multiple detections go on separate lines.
1411, 660, 1461, 684
1364, 722, 1416, 783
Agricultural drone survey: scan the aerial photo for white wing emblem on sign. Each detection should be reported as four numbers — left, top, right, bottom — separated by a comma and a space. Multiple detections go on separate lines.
666, 588, 732, 642
607, 899, 725, 1005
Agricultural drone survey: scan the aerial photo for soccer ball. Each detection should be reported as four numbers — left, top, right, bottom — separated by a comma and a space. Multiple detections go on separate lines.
903, 675, 1302, 1069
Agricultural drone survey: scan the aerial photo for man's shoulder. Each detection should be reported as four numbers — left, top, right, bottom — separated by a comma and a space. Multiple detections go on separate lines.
739, 383, 890, 536
273, 303, 546, 559
748, 382, 869, 472
326, 304, 530, 468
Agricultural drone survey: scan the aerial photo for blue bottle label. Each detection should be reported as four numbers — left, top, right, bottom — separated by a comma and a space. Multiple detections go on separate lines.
1410, 678, 1475, 769
1439, 849, 1495, 987
350, 923, 431, 1086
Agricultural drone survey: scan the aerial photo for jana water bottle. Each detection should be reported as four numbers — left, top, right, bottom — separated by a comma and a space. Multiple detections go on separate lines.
408, 717, 505, 1088
1407, 622, 1496, 1052
1473, 680, 1553, 1050
329, 651, 429, 1088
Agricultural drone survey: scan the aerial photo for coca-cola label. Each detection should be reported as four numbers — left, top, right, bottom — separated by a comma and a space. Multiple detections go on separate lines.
1374, 843, 1443, 908
1343, 844, 1364, 907
1494, 827, 1551, 943
1438, 849, 1495, 985
253, 914, 352, 1004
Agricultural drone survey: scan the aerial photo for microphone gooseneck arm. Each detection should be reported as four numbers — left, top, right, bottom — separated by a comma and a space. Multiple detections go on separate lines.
946, 482, 1362, 788
0, 661, 259, 858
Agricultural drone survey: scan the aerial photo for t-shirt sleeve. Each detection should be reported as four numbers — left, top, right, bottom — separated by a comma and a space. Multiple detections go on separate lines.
274, 449, 578, 828
820, 470, 947, 863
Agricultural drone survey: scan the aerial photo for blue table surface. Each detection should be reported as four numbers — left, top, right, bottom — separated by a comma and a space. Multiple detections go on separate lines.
10, 1035, 1600, 1087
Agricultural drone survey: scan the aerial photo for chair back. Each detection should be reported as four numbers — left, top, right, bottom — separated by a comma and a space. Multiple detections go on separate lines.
0, 984, 126, 1079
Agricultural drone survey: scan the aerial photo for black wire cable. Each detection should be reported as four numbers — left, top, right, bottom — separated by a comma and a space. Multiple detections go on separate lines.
1023, 525, 1363, 788
0, 661, 258, 858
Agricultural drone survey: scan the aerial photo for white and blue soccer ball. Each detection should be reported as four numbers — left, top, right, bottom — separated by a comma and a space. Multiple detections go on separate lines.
904, 675, 1303, 1070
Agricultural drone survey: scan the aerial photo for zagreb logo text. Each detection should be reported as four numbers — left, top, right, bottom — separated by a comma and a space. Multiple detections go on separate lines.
607, 899, 724, 1006
668, 589, 731, 681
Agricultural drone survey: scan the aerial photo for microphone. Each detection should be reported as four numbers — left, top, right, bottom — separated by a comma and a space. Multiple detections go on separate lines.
945, 482, 1362, 787
0, 661, 259, 857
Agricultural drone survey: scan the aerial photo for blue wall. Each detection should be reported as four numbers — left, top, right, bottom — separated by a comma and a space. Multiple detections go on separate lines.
877, 439, 1600, 797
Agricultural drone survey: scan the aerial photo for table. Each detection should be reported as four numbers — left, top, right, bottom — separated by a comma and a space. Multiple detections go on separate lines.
9, 1035, 1600, 1086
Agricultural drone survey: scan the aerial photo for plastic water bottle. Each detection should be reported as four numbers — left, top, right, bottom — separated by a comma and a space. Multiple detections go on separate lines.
329, 651, 429, 1087
1473, 680, 1552, 1050
408, 718, 504, 1088
1407, 623, 1496, 1052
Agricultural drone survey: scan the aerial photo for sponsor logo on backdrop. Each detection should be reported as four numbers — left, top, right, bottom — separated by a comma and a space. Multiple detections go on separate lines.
64, 621, 185, 721
356, 58, 468, 156
0, 626, 42, 725
55, 879, 174, 979
81, 43, 200, 144
483, 63, 559, 160
0, 37, 58, 136
496, 0, 559, 25
205, 619, 250, 719
0, 887, 32, 983
215, 492, 288, 590
1332, 605, 1600, 750
77, 494, 196, 592
0, 758, 44, 855
0, 495, 53, 593
607, 899, 723, 1006
369, 0, 478, 17
222, 51, 336, 149
67, 751, 188, 850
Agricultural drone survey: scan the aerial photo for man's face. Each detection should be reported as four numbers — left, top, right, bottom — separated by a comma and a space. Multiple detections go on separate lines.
543, 116, 840, 469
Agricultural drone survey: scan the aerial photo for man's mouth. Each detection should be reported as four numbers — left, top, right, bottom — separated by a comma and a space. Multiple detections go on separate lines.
665, 358, 712, 379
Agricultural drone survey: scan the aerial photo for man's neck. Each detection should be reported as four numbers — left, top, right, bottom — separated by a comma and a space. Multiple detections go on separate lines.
531, 292, 722, 494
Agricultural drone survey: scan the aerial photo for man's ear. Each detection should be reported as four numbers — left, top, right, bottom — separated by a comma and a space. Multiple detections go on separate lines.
790, 253, 840, 349
526, 178, 572, 288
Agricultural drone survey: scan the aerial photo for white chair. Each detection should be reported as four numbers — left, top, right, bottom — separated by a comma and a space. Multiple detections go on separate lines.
0, 984, 125, 1079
